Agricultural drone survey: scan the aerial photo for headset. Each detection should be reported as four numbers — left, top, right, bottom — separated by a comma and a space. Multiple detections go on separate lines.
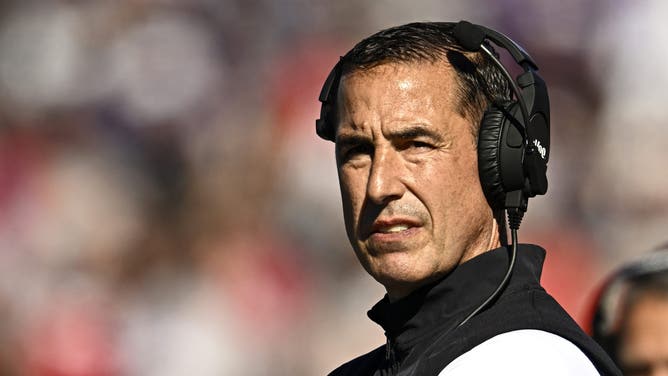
316, 20, 550, 328
589, 245, 668, 361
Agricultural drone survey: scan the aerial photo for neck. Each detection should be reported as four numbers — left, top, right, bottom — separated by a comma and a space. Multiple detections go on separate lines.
486, 215, 502, 250
459, 215, 502, 265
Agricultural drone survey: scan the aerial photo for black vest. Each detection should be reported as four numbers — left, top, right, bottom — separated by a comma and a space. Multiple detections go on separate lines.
329, 245, 621, 376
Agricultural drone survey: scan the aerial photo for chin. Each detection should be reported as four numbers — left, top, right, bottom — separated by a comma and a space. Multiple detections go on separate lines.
368, 257, 438, 292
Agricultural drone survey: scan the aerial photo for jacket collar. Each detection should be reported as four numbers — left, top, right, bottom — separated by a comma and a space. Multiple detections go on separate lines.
367, 244, 546, 360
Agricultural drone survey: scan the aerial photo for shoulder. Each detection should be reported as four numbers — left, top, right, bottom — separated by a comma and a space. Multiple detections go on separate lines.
438, 329, 600, 376
328, 345, 385, 376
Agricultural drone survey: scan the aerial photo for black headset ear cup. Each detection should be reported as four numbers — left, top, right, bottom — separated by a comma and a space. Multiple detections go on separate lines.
478, 105, 509, 210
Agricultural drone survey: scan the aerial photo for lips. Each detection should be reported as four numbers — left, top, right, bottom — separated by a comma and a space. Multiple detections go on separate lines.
376, 224, 410, 233
366, 217, 422, 238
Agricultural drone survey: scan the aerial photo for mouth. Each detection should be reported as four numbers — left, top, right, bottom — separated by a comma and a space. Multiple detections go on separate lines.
366, 218, 421, 239
373, 223, 412, 234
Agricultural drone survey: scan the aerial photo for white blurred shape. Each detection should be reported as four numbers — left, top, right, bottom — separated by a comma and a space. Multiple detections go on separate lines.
583, 0, 668, 256
0, 3, 93, 109
110, 12, 223, 123
586, 0, 668, 206
119, 282, 247, 376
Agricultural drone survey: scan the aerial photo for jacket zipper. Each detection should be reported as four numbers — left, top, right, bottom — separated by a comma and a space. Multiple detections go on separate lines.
386, 337, 391, 361
386, 336, 398, 365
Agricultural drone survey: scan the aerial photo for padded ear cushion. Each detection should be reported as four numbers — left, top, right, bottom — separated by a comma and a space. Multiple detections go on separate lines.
477, 106, 508, 210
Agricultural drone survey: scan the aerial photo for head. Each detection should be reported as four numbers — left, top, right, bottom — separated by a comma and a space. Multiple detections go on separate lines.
319, 22, 511, 300
617, 272, 668, 376
591, 248, 668, 376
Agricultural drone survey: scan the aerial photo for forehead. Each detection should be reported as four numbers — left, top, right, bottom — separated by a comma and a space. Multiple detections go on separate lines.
335, 61, 461, 135
339, 61, 456, 100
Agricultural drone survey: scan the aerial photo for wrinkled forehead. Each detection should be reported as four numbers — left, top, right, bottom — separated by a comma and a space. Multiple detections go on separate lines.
336, 61, 458, 111
334, 62, 466, 141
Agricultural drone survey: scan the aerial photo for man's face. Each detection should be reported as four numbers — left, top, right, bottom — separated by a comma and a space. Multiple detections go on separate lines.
619, 294, 668, 376
335, 62, 496, 299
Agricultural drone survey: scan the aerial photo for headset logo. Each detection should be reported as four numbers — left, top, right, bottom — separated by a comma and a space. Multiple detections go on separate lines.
533, 139, 547, 159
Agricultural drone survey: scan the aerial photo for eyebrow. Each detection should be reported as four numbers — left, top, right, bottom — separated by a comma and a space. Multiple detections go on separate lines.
335, 133, 370, 151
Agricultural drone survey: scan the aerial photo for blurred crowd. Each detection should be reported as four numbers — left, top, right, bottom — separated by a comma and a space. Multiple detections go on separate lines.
0, 1, 666, 375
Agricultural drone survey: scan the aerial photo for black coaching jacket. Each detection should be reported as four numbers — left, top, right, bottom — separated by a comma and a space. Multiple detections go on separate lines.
328, 245, 621, 376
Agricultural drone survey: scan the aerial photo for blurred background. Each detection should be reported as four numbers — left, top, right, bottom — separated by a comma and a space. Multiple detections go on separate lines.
0, 0, 666, 374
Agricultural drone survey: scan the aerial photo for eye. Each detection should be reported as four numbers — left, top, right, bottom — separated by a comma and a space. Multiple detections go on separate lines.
338, 143, 373, 162
410, 141, 433, 149
398, 140, 434, 152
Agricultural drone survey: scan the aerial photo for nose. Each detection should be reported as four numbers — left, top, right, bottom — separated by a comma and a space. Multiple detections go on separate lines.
366, 148, 405, 205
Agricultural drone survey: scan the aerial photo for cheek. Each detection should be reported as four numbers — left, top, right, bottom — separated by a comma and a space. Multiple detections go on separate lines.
447, 147, 485, 197
417, 152, 488, 219
338, 169, 365, 224
418, 152, 479, 193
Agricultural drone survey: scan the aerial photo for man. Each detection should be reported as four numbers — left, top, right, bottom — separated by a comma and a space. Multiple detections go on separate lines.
591, 246, 668, 376
316, 21, 621, 375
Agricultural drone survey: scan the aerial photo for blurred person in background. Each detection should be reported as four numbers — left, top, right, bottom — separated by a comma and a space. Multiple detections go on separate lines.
590, 245, 668, 376
315, 21, 619, 375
